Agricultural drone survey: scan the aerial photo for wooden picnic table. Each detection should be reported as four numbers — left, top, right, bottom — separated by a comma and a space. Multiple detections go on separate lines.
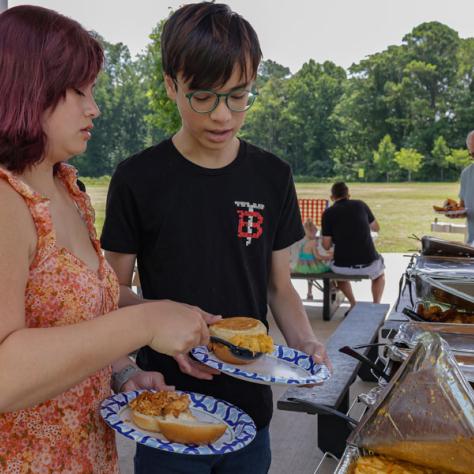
291, 272, 370, 321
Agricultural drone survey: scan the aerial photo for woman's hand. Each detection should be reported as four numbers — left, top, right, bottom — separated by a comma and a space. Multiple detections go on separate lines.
144, 300, 220, 357
121, 370, 174, 392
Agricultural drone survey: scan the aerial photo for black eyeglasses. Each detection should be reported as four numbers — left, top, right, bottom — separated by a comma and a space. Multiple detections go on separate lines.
173, 80, 258, 114
186, 88, 258, 114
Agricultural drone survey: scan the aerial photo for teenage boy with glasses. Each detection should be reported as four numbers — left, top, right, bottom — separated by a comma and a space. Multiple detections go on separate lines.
101, 3, 329, 473
459, 130, 474, 244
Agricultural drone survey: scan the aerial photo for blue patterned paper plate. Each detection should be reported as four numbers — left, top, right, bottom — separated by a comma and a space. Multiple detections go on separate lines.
191, 344, 331, 386
100, 390, 256, 455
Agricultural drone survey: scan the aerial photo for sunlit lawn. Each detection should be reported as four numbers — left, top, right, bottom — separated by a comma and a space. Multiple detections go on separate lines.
297, 182, 465, 252
86, 179, 466, 252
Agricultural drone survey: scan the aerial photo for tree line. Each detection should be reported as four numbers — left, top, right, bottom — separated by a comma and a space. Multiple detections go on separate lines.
73, 20, 474, 182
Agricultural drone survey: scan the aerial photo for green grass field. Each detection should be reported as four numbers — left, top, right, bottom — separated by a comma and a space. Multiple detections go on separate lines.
86, 179, 466, 252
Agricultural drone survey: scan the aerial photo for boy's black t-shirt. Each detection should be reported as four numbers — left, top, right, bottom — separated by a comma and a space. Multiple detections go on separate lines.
100, 138, 304, 429
321, 198, 378, 267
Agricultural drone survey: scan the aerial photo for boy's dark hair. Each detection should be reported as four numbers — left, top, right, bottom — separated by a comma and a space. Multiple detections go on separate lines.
331, 182, 349, 199
161, 2, 262, 89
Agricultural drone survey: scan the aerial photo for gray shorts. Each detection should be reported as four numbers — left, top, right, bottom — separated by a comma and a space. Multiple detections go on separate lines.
331, 255, 385, 280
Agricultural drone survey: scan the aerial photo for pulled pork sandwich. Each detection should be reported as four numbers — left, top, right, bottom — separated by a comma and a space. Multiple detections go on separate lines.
129, 391, 227, 444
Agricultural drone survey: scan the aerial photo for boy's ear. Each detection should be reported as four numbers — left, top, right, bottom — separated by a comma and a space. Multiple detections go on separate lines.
164, 75, 177, 101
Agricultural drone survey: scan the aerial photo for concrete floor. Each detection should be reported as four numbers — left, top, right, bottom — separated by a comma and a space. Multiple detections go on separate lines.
115, 253, 409, 474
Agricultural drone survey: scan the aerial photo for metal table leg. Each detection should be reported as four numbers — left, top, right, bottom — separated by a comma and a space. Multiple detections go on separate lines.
323, 278, 331, 321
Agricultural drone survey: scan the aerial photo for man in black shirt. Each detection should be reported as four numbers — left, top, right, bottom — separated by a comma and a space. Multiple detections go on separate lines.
321, 182, 385, 310
101, 3, 329, 473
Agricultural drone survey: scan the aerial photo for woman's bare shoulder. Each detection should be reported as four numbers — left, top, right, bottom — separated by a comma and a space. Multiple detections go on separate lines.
0, 178, 32, 215
0, 179, 37, 248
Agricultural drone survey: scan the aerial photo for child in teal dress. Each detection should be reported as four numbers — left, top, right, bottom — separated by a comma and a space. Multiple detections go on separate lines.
294, 220, 333, 299
294, 220, 332, 273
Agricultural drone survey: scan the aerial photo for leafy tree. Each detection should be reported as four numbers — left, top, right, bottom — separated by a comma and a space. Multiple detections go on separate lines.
395, 148, 423, 181
451, 38, 474, 146
338, 22, 461, 180
240, 75, 289, 159
429, 136, 450, 180
257, 59, 290, 88
73, 38, 154, 176
143, 20, 181, 136
445, 149, 471, 170
373, 135, 397, 181
281, 60, 346, 175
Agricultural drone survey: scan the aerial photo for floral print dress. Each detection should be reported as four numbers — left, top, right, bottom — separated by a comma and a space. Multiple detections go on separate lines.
0, 164, 120, 474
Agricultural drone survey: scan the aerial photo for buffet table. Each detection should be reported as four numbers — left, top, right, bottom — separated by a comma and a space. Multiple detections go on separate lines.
277, 302, 389, 456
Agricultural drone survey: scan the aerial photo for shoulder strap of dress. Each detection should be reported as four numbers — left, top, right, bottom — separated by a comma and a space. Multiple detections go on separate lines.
56, 163, 101, 254
0, 167, 55, 268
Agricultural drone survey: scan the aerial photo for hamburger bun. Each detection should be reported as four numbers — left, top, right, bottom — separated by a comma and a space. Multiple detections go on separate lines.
156, 417, 227, 445
131, 409, 162, 432
129, 391, 227, 445
209, 316, 273, 365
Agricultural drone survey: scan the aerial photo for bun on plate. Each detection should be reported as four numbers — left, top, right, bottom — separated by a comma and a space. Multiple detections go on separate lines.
209, 316, 274, 365
129, 391, 227, 444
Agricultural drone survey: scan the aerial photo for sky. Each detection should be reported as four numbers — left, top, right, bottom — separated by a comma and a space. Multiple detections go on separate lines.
8, 0, 474, 73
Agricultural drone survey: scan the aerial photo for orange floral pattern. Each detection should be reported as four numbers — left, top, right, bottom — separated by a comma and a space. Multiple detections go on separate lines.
0, 164, 120, 473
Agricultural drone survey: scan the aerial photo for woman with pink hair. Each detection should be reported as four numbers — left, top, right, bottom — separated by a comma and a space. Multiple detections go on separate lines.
0, 6, 218, 472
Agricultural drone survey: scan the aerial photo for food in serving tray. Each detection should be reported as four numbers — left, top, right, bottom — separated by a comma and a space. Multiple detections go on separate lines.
416, 304, 474, 324
371, 439, 474, 474
430, 287, 474, 312
353, 454, 442, 473
433, 198, 465, 213
129, 391, 227, 444
351, 334, 474, 474
208, 316, 274, 365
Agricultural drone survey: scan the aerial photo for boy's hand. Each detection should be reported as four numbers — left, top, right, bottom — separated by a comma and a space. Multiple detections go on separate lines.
174, 353, 221, 380
300, 339, 332, 372
295, 339, 332, 388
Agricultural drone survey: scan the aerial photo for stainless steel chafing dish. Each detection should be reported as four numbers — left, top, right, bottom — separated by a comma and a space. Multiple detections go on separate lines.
410, 274, 474, 323
408, 255, 474, 280
389, 323, 474, 384
328, 333, 474, 474
394, 322, 474, 353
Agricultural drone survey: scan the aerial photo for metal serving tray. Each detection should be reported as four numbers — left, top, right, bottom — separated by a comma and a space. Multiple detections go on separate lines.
415, 274, 474, 315
409, 255, 474, 279
394, 322, 474, 354
334, 445, 359, 473
346, 334, 474, 473
390, 325, 474, 384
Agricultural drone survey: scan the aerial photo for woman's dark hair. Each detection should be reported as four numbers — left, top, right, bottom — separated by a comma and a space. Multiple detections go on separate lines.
161, 2, 262, 89
331, 182, 349, 199
0, 5, 104, 173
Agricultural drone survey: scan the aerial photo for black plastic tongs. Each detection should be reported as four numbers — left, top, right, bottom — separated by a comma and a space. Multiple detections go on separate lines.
402, 307, 426, 322
210, 336, 263, 361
